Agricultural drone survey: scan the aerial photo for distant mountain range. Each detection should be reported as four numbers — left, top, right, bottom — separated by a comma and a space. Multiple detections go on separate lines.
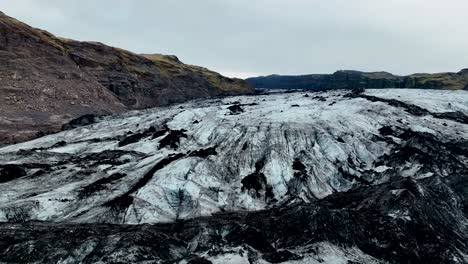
0, 11, 251, 145
246, 69, 468, 90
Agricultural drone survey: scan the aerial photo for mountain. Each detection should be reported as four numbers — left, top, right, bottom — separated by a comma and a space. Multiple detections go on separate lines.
0, 11, 251, 145
246, 69, 468, 90
1, 88, 467, 263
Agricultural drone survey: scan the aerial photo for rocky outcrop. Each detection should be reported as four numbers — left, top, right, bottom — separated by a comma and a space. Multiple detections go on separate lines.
63, 41, 251, 109
61, 114, 98, 130
246, 69, 468, 90
0, 12, 125, 145
0, 12, 251, 145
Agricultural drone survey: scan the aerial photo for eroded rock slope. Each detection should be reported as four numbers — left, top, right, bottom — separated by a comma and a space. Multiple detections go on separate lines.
0, 11, 251, 145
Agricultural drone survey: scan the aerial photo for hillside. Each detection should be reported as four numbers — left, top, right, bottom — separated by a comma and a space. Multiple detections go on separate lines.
0, 89, 467, 263
0, 11, 251, 145
246, 69, 468, 90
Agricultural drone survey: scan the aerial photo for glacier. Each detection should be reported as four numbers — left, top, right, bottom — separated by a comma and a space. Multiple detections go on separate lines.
0, 89, 467, 263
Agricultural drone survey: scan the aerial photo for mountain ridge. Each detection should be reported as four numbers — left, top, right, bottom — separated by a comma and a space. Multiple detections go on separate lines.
246, 69, 468, 90
0, 11, 251, 145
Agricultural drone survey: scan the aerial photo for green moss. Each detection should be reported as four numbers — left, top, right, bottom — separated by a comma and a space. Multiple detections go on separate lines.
408, 72, 466, 90
142, 54, 191, 77
1, 13, 65, 53
362, 72, 399, 80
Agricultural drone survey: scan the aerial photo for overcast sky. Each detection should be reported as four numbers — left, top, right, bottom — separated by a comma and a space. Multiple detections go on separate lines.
2, 0, 468, 78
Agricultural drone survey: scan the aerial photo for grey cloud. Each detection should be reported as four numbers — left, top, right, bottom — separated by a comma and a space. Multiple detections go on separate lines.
2, 0, 468, 78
